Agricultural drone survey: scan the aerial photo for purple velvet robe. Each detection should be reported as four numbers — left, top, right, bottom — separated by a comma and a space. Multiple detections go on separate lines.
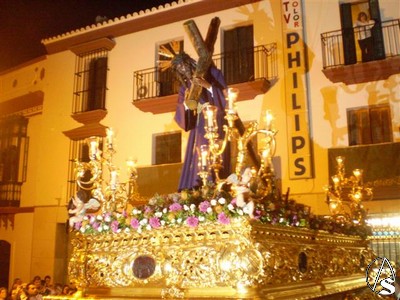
174, 67, 230, 191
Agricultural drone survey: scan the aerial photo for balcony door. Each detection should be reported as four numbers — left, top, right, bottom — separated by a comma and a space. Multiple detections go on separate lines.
340, 0, 385, 65
223, 25, 254, 85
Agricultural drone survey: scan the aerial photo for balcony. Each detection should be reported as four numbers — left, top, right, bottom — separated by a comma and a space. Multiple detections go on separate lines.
321, 19, 400, 84
132, 44, 278, 114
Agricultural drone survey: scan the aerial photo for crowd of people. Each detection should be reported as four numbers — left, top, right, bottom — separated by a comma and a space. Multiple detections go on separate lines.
0, 276, 77, 300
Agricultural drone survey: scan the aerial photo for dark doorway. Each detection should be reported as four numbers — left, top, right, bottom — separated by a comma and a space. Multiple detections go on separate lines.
0, 240, 11, 289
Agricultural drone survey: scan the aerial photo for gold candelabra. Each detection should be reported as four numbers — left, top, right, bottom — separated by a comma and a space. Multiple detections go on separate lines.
198, 88, 277, 188
325, 156, 373, 222
74, 128, 140, 213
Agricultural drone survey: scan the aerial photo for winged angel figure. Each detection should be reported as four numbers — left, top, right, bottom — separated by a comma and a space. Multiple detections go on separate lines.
68, 190, 100, 227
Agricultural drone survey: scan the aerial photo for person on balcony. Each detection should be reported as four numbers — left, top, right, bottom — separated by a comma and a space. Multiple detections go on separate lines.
354, 11, 375, 62
171, 52, 231, 191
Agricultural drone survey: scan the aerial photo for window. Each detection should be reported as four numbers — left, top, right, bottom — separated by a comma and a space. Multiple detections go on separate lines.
153, 132, 181, 165
347, 104, 392, 145
0, 115, 29, 207
223, 25, 254, 84
73, 49, 109, 113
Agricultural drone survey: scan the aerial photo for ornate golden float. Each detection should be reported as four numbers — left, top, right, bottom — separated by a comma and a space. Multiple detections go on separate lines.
66, 218, 375, 299
55, 121, 378, 299
49, 19, 382, 299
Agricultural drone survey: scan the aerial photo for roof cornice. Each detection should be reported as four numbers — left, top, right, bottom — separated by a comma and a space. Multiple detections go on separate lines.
42, 0, 261, 54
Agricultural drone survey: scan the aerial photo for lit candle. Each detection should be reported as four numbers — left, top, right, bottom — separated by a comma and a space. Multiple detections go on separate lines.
90, 139, 98, 157
205, 107, 215, 128
227, 88, 238, 111
332, 175, 340, 187
200, 145, 208, 167
353, 169, 363, 180
106, 128, 114, 147
265, 110, 273, 131
126, 159, 137, 176
336, 156, 344, 166
110, 170, 118, 186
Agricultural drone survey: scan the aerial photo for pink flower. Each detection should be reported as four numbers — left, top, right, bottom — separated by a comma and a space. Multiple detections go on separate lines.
130, 218, 140, 229
199, 201, 211, 213
149, 217, 161, 229
169, 202, 182, 212
111, 220, 119, 233
230, 198, 237, 205
217, 212, 230, 225
74, 221, 82, 230
186, 216, 199, 227
92, 222, 100, 230
144, 206, 152, 214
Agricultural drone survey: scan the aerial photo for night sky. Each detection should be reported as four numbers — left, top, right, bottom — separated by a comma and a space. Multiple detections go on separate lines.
0, 0, 175, 72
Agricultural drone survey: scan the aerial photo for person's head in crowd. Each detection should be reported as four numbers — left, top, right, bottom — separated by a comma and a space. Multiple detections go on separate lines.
61, 285, 69, 295
25, 283, 39, 298
0, 287, 7, 300
43, 276, 51, 288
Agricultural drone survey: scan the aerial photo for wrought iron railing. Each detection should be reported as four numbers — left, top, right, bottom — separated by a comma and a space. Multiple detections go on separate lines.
132, 43, 277, 101
321, 19, 400, 68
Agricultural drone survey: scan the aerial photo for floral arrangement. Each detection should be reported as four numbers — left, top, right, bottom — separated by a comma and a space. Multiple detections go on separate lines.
71, 185, 372, 239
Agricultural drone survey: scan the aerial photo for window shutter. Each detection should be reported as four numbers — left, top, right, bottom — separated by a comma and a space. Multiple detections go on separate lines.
369, 0, 386, 60
340, 3, 357, 65
370, 106, 392, 143
347, 108, 371, 145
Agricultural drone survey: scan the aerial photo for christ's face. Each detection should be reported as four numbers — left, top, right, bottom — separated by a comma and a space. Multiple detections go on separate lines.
176, 62, 193, 80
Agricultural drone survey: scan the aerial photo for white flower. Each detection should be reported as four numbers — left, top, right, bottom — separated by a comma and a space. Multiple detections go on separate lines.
146, 224, 151, 231
243, 206, 250, 215
83, 216, 89, 221
97, 226, 103, 232
103, 225, 110, 231
80, 227, 85, 233
207, 207, 213, 214
124, 227, 131, 233
218, 197, 226, 205
177, 218, 182, 224
90, 216, 96, 223
140, 218, 148, 225
198, 216, 205, 222
210, 199, 217, 206
237, 209, 244, 216
137, 228, 142, 234
161, 220, 166, 226
184, 205, 189, 211
170, 219, 176, 224
96, 215, 103, 221
104, 215, 111, 222
190, 204, 196, 212
155, 212, 163, 218
132, 208, 140, 215
163, 208, 168, 214
228, 204, 235, 211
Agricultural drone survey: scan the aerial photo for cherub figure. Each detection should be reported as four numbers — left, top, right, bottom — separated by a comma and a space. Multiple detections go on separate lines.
68, 190, 100, 227
227, 168, 255, 218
